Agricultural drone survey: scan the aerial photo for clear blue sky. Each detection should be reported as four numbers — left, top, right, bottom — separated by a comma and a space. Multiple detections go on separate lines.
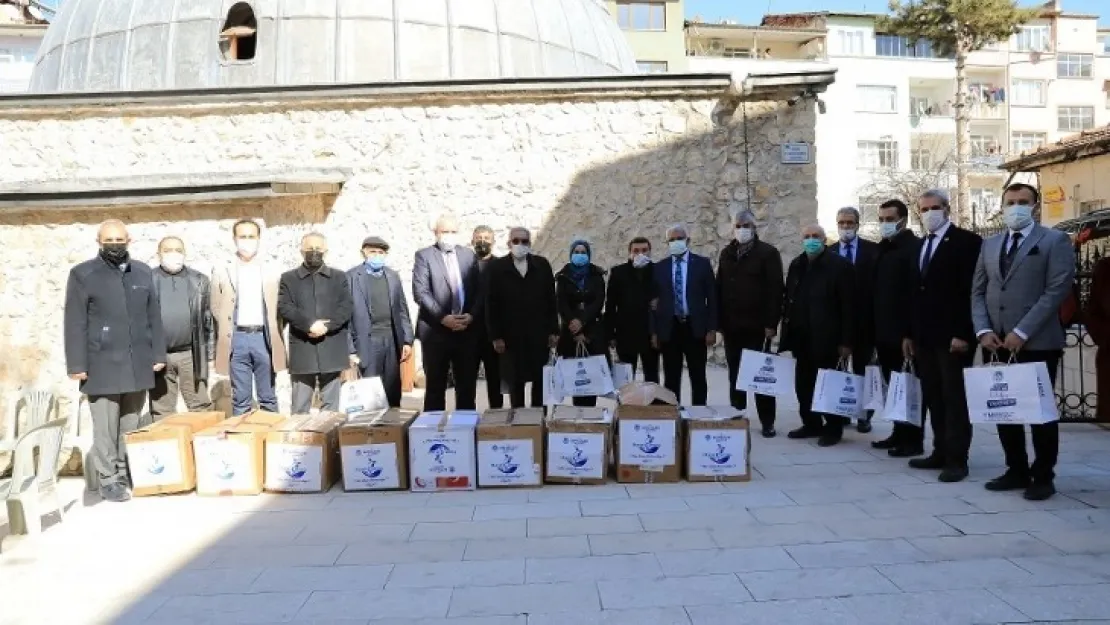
685, 0, 1108, 26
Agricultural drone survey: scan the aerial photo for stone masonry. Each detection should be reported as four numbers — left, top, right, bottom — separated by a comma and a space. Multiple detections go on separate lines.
0, 79, 821, 469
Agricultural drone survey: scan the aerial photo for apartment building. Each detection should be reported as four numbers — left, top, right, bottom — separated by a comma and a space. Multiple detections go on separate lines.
688, 1, 1110, 228
605, 0, 686, 73
0, 6, 45, 93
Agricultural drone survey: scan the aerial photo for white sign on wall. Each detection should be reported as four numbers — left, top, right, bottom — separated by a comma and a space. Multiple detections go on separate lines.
781, 142, 811, 164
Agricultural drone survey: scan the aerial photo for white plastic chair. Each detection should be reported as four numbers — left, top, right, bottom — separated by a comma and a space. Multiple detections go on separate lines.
66, 393, 98, 492
1, 390, 58, 474
1, 418, 68, 551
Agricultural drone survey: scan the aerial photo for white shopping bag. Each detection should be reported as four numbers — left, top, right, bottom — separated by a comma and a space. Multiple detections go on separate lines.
964, 359, 1058, 425
543, 358, 565, 407
811, 359, 864, 419
883, 361, 923, 427
611, 361, 634, 389
339, 374, 389, 414
862, 365, 885, 411
556, 345, 615, 397
736, 349, 796, 398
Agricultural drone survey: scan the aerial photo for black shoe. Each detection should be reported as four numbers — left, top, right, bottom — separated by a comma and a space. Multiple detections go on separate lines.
1023, 481, 1056, 501
817, 434, 842, 447
909, 454, 945, 470
856, 419, 872, 434
938, 465, 969, 483
985, 472, 1031, 492
871, 436, 898, 450
100, 483, 131, 503
888, 446, 924, 458
788, 426, 821, 439
761, 426, 777, 438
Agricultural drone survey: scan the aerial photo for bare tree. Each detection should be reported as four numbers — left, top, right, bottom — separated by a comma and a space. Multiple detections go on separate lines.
856, 136, 956, 235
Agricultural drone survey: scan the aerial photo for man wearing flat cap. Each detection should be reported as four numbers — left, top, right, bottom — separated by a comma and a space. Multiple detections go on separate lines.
348, 236, 414, 407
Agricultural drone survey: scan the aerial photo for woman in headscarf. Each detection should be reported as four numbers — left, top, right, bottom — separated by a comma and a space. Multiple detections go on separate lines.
555, 239, 609, 407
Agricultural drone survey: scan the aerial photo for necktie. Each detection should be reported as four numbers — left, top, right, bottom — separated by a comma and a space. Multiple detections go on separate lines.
921, 234, 936, 274
844, 242, 854, 264
444, 251, 463, 314
673, 256, 686, 317
1000, 232, 1023, 278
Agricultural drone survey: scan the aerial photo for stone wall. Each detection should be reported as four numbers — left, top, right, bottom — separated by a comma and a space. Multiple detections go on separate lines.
0, 85, 819, 466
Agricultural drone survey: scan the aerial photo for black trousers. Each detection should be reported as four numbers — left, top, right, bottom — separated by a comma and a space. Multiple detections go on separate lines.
724, 330, 776, 428
360, 332, 402, 408
988, 347, 1062, 482
477, 334, 503, 409
616, 343, 660, 384
795, 349, 844, 433
661, 319, 708, 406
876, 342, 925, 449
509, 378, 544, 409
421, 335, 478, 412
917, 344, 975, 467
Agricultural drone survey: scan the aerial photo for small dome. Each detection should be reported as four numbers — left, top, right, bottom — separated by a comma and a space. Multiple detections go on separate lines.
30, 0, 638, 93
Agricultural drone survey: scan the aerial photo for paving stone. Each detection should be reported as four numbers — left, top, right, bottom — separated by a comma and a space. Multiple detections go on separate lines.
739, 566, 900, 600
294, 522, 414, 545
654, 546, 798, 576
1008, 554, 1110, 585
386, 558, 525, 588
1031, 529, 1110, 555
337, 540, 466, 565
150, 592, 312, 623
297, 588, 452, 620
908, 532, 1062, 560
526, 553, 663, 583
877, 558, 1039, 591
710, 522, 838, 549
464, 536, 591, 560
598, 573, 751, 609
472, 502, 582, 521
686, 598, 856, 625
638, 509, 759, 531
527, 607, 693, 625
751, 502, 870, 525
154, 567, 262, 595
823, 516, 961, 540
364, 505, 475, 525
854, 497, 980, 519
250, 564, 393, 593
683, 489, 795, 510
939, 511, 1078, 534
581, 497, 690, 516
527, 514, 644, 538
990, 584, 1110, 621
837, 588, 1029, 624
204, 544, 344, 569
525, 485, 631, 503
786, 539, 932, 568
448, 582, 601, 617
409, 519, 526, 541
589, 529, 716, 556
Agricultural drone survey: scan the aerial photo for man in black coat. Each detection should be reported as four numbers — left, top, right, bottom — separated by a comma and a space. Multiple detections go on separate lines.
64, 220, 166, 502
149, 235, 215, 417
278, 232, 354, 414
870, 200, 924, 457
347, 236, 414, 408
780, 223, 855, 447
605, 236, 659, 383
412, 213, 481, 412
486, 226, 559, 408
907, 189, 983, 483
829, 206, 881, 433
471, 225, 503, 409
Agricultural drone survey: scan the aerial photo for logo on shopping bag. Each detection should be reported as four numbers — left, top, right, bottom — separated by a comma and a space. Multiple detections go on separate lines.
989, 370, 1009, 392
986, 370, 1017, 409
839, 379, 859, 406
573, 362, 591, 387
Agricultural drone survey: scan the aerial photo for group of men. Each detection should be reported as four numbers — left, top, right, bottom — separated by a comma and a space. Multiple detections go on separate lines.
64, 181, 1074, 503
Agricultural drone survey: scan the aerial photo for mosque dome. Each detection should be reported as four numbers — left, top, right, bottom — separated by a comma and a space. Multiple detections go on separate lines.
30, 0, 638, 93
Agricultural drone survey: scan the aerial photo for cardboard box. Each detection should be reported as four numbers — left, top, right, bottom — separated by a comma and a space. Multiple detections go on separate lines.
683, 406, 751, 482
193, 411, 286, 496
409, 410, 479, 492
476, 408, 544, 488
125, 411, 224, 496
338, 409, 418, 491
615, 404, 681, 483
545, 406, 612, 485
264, 412, 346, 493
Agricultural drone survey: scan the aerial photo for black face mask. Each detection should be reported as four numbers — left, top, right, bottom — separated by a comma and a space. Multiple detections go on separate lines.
473, 241, 492, 258
303, 251, 325, 269
100, 244, 129, 266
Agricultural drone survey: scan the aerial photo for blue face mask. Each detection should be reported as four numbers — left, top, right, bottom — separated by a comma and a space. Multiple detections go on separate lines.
366, 256, 386, 271
668, 239, 688, 256
1004, 203, 1034, 230
802, 238, 824, 255
879, 221, 901, 239
570, 253, 589, 267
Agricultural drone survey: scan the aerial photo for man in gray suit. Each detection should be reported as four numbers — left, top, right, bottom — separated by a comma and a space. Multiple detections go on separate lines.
972, 182, 1076, 501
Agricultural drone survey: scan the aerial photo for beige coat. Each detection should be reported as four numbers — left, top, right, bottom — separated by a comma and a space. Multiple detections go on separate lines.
210, 260, 287, 375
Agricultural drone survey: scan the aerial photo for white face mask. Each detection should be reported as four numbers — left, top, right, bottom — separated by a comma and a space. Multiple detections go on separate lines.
1004, 203, 1034, 231
838, 228, 857, 242
668, 239, 688, 256
879, 221, 902, 239
160, 252, 185, 273
236, 238, 259, 258
632, 253, 651, 268
921, 209, 948, 233
735, 227, 754, 244
511, 244, 530, 259
438, 233, 460, 250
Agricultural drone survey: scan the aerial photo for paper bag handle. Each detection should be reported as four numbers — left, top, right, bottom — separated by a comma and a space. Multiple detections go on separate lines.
576, 342, 590, 359
901, 359, 916, 374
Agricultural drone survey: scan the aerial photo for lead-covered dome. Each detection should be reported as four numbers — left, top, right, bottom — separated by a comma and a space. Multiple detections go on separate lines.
30, 0, 637, 93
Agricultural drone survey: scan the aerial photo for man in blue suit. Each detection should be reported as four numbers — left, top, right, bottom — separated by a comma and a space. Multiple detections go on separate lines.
412, 213, 481, 412
347, 236, 414, 408
650, 224, 718, 405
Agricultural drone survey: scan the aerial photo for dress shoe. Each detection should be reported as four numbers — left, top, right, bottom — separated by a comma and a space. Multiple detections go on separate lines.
908, 454, 944, 470
938, 465, 969, 483
788, 426, 821, 439
817, 433, 842, 447
871, 436, 898, 450
1023, 480, 1056, 501
888, 446, 924, 458
985, 472, 1031, 492
856, 419, 872, 434
100, 483, 132, 503
761, 426, 777, 438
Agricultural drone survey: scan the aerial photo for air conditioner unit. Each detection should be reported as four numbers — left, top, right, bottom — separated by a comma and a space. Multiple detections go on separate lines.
708, 39, 724, 52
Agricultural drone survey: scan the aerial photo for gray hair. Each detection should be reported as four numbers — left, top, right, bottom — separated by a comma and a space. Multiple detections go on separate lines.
836, 206, 861, 223
731, 208, 757, 226
920, 189, 950, 207
300, 231, 327, 246
801, 222, 826, 239
665, 223, 688, 239
430, 213, 459, 232
508, 226, 531, 240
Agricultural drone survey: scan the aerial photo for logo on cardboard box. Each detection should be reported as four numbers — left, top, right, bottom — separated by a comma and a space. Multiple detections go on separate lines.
631, 423, 662, 454
488, 443, 521, 475
353, 447, 385, 479
428, 441, 457, 474
702, 433, 734, 465
561, 437, 590, 468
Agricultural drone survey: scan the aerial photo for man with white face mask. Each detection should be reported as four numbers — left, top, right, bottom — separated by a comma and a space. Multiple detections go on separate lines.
972, 182, 1075, 501
149, 236, 215, 417
211, 219, 287, 415
606, 237, 660, 383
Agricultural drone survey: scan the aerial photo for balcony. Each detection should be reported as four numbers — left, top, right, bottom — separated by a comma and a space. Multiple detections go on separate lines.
909, 78, 955, 134
686, 22, 829, 74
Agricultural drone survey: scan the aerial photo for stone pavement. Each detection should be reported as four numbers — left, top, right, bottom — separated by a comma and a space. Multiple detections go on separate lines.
1, 367, 1109, 625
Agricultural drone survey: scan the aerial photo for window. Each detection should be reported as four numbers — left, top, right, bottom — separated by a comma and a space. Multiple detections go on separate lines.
834, 29, 866, 55
1099, 35, 1110, 55
722, 47, 752, 58
1058, 106, 1095, 131
969, 135, 999, 157
910, 148, 932, 170
971, 188, 1000, 213
1010, 79, 1046, 106
220, 2, 257, 61
874, 34, 948, 58
857, 140, 898, 169
616, 1, 666, 31
1057, 53, 1093, 79
1011, 132, 1047, 154
855, 85, 897, 113
635, 61, 668, 73
858, 197, 883, 223
1014, 25, 1050, 52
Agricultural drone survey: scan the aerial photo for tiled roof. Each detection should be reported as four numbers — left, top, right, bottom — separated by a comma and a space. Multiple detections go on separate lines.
1001, 125, 1110, 171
